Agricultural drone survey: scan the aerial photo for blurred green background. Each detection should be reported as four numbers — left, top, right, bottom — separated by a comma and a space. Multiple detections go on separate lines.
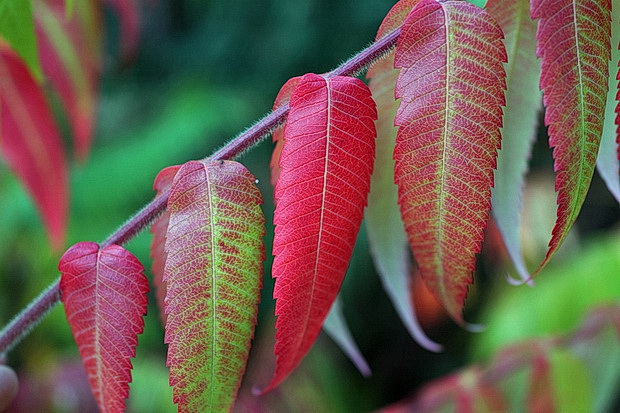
1, 0, 619, 411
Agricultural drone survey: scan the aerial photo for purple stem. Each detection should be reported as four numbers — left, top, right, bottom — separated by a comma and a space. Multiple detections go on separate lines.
0, 27, 401, 355
0, 280, 61, 356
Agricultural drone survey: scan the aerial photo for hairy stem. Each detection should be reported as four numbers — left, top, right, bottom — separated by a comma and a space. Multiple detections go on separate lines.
0, 27, 401, 355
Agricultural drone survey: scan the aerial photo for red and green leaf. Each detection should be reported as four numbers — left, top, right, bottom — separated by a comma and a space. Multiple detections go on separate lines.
0, 41, 68, 249
266, 73, 377, 391
393, 0, 506, 322
163, 160, 265, 412
59, 241, 149, 413
487, 0, 541, 283
34, 0, 102, 160
366, 0, 441, 351
596, 5, 620, 204
149, 165, 182, 326
530, 0, 612, 275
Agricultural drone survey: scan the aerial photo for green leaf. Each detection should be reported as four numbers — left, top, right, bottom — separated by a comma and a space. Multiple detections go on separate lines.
530, 0, 612, 276
472, 231, 620, 360
596, 8, 620, 204
163, 160, 265, 412
322, 295, 371, 377
549, 349, 592, 412
366, 0, 441, 352
487, 0, 541, 282
0, 0, 42, 80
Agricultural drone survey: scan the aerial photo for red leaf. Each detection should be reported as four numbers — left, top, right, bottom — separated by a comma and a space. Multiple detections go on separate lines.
270, 76, 301, 188
530, 0, 612, 275
0, 41, 68, 249
59, 241, 149, 413
164, 160, 265, 411
34, 0, 102, 160
265, 73, 377, 391
149, 165, 182, 326
393, 0, 506, 322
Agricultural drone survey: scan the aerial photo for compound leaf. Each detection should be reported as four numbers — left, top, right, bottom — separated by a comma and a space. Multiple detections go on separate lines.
393, 0, 506, 322
59, 241, 149, 413
266, 73, 377, 391
164, 160, 265, 412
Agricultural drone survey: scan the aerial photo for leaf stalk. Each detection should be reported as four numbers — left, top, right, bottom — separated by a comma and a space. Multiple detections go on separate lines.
0, 26, 401, 355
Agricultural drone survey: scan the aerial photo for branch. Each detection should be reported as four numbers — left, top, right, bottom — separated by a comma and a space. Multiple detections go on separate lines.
0, 27, 401, 355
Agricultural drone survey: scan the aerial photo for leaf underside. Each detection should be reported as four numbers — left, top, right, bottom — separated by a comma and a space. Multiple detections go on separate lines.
322, 295, 371, 377
266, 73, 377, 391
0, 41, 68, 249
530, 0, 612, 275
59, 241, 149, 413
393, 0, 506, 323
163, 160, 265, 412
596, 4, 620, 204
366, 0, 442, 352
270, 76, 301, 188
150, 165, 182, 326
486, 0, 541, 283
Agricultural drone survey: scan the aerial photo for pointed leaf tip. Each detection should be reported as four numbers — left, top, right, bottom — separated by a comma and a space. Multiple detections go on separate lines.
163, 160, 265, 412
366, 0, 444, 353
393, 0, 506, 323
267, 73, 377, 391
530, 0, 612, 275
487, 0, 541, 284
59, 241, 149, 412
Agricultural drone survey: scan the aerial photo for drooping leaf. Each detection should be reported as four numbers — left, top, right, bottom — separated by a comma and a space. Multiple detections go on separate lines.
393, 0, 506, 322
270, 76, 300, 188
59, 241, 149, 413
270, 76, 374, 373
366, 0, 442, 352
104, 0, 140, 62
0, 0, 42, 80
596, 5, 620, 204
0, 41, 68, 249
163, 160, 265, 412
266, 73, 377, 391
322, 295, 371, 377
487, 0, 541, 283
530, 0, 612, 275
34, 0, 102, 160
149, 165, 181, 326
